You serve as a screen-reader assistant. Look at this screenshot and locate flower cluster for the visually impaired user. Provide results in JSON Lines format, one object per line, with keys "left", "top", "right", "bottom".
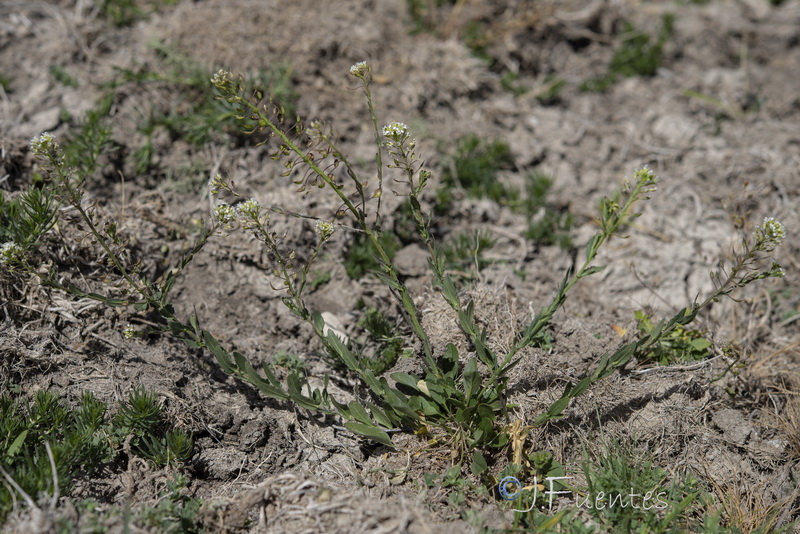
{"left": 382, "top": 122, "right": 409, "bottom": 142}
{"left": 30, "top": 132, "right": 64, "bottom": 165}
{"left": 636, "top": 165, "right": 656, "bottom": 180}
{"left": 632, "top": 165, "right": 658, "bottom": 193}
{"left": 209, "top": 174, "right": 226, "bottom": 196}
{"left": 210, "top": 69, "right": 234, "bottom": 93}
{"left": 0, "top": 241, "right": 22, "bottom": 264}
{"left": 349, "top": 61, "right": 371, "bottom": 80}
{"left": 123, "top": 325, "right": 137, "bottom": 339}
{"left": 30, "top": 132, "right": 57, "bottom": 156}
{"left": 755, "top": 217, "right": 786, "bottom": 252}
{"left": 315, "top": 220, "right": 336, "bottom": 241}
{"left": 212, "top": 203, "right": 237, "bottom": 226}
{"left": 236, "top": 198, "right": 261, "bottom": 220}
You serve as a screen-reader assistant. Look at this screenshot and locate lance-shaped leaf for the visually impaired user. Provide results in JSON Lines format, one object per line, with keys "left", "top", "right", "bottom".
{"left": 344, "top": 422, "right": 394, "bottom": 447}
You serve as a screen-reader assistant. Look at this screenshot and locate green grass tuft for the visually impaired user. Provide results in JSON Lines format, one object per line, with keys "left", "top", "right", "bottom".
{"left": 0, "top": 387, "right": 193, "bottom": 524}
{"left": 344, "top": 231, "right": 402, "bottom": 279}
{"left": 440, "top": 229, "right": 496, "bottom": 275}
{"left": 111, "top": 41, "right": 297, "bottom": 176}
{"left": 582, "top": 13, "right": 675, "bottom": 92}
{"left": 519, "top": 171, "right": 574, "bottom": 248}
{"left": 357, "top": 307, "right": 406, "bottom": 374}
{"left": 438, "top": 134, "right": 516, "bottom": 211}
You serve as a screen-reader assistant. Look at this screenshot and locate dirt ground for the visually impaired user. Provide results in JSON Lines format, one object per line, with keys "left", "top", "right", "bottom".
{"left": 2, "top": 0, "right": 800, "bottom": 532}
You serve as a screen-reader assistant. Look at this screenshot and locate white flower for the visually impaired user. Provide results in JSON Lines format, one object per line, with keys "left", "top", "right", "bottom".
{"left": 123, "top": 325, "right": 137, "bottom": 339}
{"left": 349, "top": 61, "right": 370, "bottom": 78}
{"left": 30, "top": 133, "right": 57, "bottom": 157}
{"left": 210, "top": 69, "right": 231, "bottom": 89}
{"left": 212, "top": 203, "right": 236, "bottom": 226}
{"left": 633, "top": 165, "right": 658, "bottom": 190}
{"left": 382, "top": 122, "right": 409, "bottom": 141}
{"left": 236, "top": 198, "right": 261, "bottom": 220}
{"left": 637, "top": 165, "right": 655, "bottom": 179}
{"left": 315, "top": 220, "right": 335, "bottom": 241}
{"left": 755, "top": 217, "right": 786, "bottom": 252}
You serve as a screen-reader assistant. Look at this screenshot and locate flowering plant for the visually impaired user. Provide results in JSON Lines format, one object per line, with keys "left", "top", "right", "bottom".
{"left": 22, "top": 62, "right": 786, "bottom": 461}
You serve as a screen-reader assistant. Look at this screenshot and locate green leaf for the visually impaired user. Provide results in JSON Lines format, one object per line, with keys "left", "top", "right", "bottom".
{"left": 459, "top": 301, "right": 476, "bottom": 333}
{"left": 331, "top": 397, "right": 350, "bottom": 418}
{"left": 352, "top": 366, "right": 385, "bottom": 398}
{"left": 347, "top": 401, "right": 373, "bottom": 425}
{"left": 261, "top": 362, "right": 284, "bottom": 387}
{"left": 326, "top": 331, "right": 360, "bottom": 370}
{"left": 287, "top": 373, "right": 320, "bottom": 410}
{"left": 577, "top": 265, "right": 605, "bottom": 278}
{"left": 373, "top": 270, "right": 402, "bottom": 291}
{"left": 420, "top": 397, "right": 442, "bottom": 417}
{"left": 344, "top": 422, "right": 394, "bottom": 447}
{"left": 423, "top": 472, "right": 439, "bottom": 487}
{"left": 233, "top": 352, "right": 289, "bottom": 400}
{"left": 161, "top": 276, "right": 177, "bottom": 302}
{"left": 235, "top": 352, "right": 289, "bottom": 401}
{"left": 442, "top": 343, "right": 460, "bottom": 379}
{"left": 326, "top": 333, "right": 388, "bottom": 394}
{"left": 584, "top": 233, "right": 602, "bottom": 260}
{"left": 312, "top": 311, "right": 325, "bottom": 334}
{"left": 454, "top": 406, "right": 469, "bottom": 424}
{"left": 659, "top": 491, "right": 700, "bottom": 528}
{"left": 549, "top": 395, "right": 571, "bottom": 416}
{"left": 443, "top": 465, "right": 461, "bottom": 485}
{"left": 535, "top": 394, "right": 571, "bottom": 425}
{"left": 649, "top": 319, "right": 666, "bottom": 341}
{"left": 167, "top": 320, "right": 187, "bottom": 337}
{"left": 366, "top": 401, "right": 394, "bottom": 428}
{"left": 571, "top": 377, "right": 593, "bottom": 398}
{"left": 378, "top": 378, "right": 419, "bottom": 422}
{"left": 470, "top": 451, "right": 488, "bottom": 476}
{"left": 440, "top": 277, "right": 460, "bottom": 308}
{"left": 203, "top": 330, "right": 235, "bottom": 374}
{"left": 6, "top": 429, "right": 28, "bottom": 458}
{"left": 233, "top": 351, "right": 253, "bottom": 376}
{"left": 463, "top": 358, "right": 479, "bottom": 402}
{"left": 476, "top": 403, "right": 495, "bottom": 422}
{"left": 254, "top": 378, "right": 291, "bottom": 402}
{"left": 391, "top": 372, "right": 423, "bottom": 392}
{"left": 422, "top": 378, "right": 447, "bottom": 406}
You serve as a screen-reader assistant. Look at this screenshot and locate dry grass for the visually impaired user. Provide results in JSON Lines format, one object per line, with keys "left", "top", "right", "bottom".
{"left": 706, "top": 467, "right": 800, "bottom": 533}
{"left": 773, "top": 396, "right": 800, "bottom": 464}
{"left": 760, "top": 369, "right": 800, "bottom": 465}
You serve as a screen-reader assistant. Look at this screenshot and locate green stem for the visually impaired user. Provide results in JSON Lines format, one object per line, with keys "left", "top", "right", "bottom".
{"left": 503, "top": 173, "right": 656, "bottom": 371}
{"left": 236, "top": 92, "right": 434, "bottom": 363}
{"left": 362, "top": 80, "right": 384, "bottom": 225}
{"left": 240, "top": 97, "right": 365, "bottom": 226}
{"left": 51, "top": 163, "right": 151, "bottom": 303}
{"left": 532, "top": 217, "right": 780, "bottom": 427}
